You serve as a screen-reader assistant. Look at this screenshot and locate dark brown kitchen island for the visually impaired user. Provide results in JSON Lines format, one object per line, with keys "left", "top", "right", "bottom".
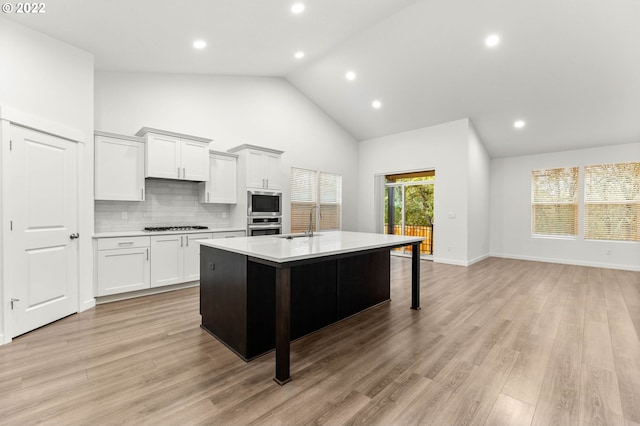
{"left": 199, "top": 231, "right": 424, "bottom": 385}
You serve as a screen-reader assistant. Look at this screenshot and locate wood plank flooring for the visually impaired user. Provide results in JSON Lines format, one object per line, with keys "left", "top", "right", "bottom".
{"left": 0, "top": 257, "right": 638, "bottom": 425}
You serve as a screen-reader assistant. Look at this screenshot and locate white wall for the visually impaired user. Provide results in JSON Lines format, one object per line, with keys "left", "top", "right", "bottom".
{"left": 0, "top": 17, "right": 95, "bottom": 342}
{"left": 94, "top": 71, "right": 359, "bottom": 233}
{"left": 490, "top": 143, "right": 640, "bottom": 270}
{"left": 467, "top": 122, "right": 491, "bottom": 264}
{"left": 358, "top": 118, "right": 476, "bottom": 265}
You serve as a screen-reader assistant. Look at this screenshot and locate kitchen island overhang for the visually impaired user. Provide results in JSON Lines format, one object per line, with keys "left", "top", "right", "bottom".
{"left": 198, "top": 231, "right": 424, "bottom": 385}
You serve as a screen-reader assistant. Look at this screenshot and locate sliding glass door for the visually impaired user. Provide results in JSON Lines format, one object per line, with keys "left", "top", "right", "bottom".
{"left": 384, "top": 171, "right": 434, "bottom": 257}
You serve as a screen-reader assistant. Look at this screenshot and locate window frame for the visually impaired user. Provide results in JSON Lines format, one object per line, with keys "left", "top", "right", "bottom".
{"left": 530, "top": 166, "right": 580, "bottom": 238}
{"left": 583, "top": 162, "right": 640, "bottom": 242}
{"left": 290, "top": 167, "right": 342, "bottom": 234}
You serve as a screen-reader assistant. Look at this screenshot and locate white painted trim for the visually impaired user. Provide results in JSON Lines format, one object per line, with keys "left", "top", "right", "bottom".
{"left": 227, "top": 144, "right": 284, "bottom": 155}
{"left": 134, "top": 127, "right": 212, "bottom": 144}
{"left": 468, "top": 254, "right": 490, "bottom": 266}
{"left": 432, "top": 254, "right": 489, "bottom": 267}
{"left": 0, "top": 106, "right": 85, "bottom": 144}
{"left": 0, "top": 119, "right": 10, "bottom": 346}
{"left": 94, "top": 130, "right": 144, "bottom": 143}
{"left": 80, "top": 298, "right": 96, "bottom": 313}
{"left": 491, "top": 252, "right": 640, "bottom": 272}
{"left": 433, "top": 257, "right": 470, "bottom": 266}
{"left": 95, "top": 282, "right": 199, "bottom": 304}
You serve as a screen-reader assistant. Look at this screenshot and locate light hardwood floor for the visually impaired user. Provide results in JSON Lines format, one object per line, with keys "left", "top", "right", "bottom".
{"left": 1, "top": 257, "right": 639, "bottom": 425}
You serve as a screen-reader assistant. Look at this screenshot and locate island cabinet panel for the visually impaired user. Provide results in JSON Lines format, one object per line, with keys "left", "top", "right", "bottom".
{"left": 246, "top": 262, "right": 276, "bottom": 358}
{"left": 200, "top": 247, "right": 248, "bottom": 357}
{"left": 200, "top": 245, "right": 390, "bottom": 360}
{"left": 291, "top": 261, "right": 338, "bottom": 340}
{"left": 337, "top": 250, "right": 390, "bottom": 319}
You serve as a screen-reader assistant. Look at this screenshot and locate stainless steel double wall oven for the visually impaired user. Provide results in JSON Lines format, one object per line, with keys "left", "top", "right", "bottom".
{"left": 247, "top": 190, "right": 282, "bottom": 236}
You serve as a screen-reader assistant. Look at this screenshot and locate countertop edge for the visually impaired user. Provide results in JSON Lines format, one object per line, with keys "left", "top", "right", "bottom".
{"left": 199, "top": 233, "right": 424, "bottom": 264}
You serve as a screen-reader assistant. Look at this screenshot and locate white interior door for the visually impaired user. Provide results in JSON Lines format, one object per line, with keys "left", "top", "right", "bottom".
{"left": 7, "top": 125, "right": 79, "bottom": 338}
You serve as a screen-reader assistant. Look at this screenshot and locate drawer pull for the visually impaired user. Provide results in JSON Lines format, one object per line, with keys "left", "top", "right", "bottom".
{"left": 118, "top": 242, "right": 134, "bottom": 246}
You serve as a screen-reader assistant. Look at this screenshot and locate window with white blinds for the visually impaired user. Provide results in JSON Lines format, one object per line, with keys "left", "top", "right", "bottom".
{"left": 531, "top": 167, "right": 579, "bottom": 236}
{"left": 584, "top": 162, "right": 640, "bottom": 241}
{"left": 290, "top": 167, "right": 342, "bottom": 233}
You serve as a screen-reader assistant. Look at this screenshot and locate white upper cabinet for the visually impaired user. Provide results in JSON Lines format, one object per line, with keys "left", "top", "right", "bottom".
{"left": 136, "top": 127, "right": 211, "bottom": 182}
{"left": 94, "top": 131, "right": 145, "bottom": 201}
{"left": 229, "top": 144, "right": 283, "bottom": 190}
{"left": 200, "top": 151, "right": 238, "bottom": 204}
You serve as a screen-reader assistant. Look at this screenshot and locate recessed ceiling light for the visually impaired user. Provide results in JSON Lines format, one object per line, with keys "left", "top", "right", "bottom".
{"left": 514, "top": 120, "right": 526, "bottom": 129}
{"left": 372, "top": 100, "right": 382, "bottom": 109}
{"left": 485, "top": 34, "right": 500, "bottom": 47}
{"left": 345, "top": 71, "right": 356, "bottom": 81}
{"left": 193, "top": 40, "right": 207, "bottom": 49}
{"left": 291, "top": 3, "right": 305, "bottom": 14}
{"left": 294, "top": 51, "right": 305, "bottom": 59}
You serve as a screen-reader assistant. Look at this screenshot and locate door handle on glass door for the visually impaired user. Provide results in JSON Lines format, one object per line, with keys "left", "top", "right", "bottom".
{"left": 69, "top": 233, "right": 79, "bottom": 239}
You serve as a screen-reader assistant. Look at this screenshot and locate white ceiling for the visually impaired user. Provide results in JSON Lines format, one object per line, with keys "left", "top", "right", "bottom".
{"left": 6, "top": 0, "right": 640, "bottom": 157}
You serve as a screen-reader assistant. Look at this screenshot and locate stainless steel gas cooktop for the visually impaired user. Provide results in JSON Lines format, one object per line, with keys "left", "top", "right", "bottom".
{"left": 143, "top": 226, "right": 209, "bottom": 232}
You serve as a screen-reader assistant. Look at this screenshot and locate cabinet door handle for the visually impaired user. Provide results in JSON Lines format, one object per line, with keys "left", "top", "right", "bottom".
{"left": 207, "top": 192, "right": 209, "bottom": 202}
{"left": 266, "top": 178, "right": 269, "bottom": 188}
{"left": 180, "top": 236, "right": 183, "bottom": 247}
{"left": 141, "top": 188, "right": 144, "bottom": 200}
{"left": 183, "top": 167, "right": 186, "bottom": 178}
{"left": 186, "top": 236, "right": 189, "bottom": 246}
{"left": 177, "top": 167, "right": 181, "bottom": 178}
{"left": 146, "top": 248, "right": 149, "bottom": 261}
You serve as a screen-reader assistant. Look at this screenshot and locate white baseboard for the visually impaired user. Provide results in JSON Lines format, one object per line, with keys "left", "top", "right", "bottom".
{"left": 468, "top": 254, "right": 490, "bottom": 266}
{"left": 491, "top": 252, "right": 640, "bottom": 272}
{"left": 79, "top": 298, "right": 96, "bottom": 313}
{"left": 433, "top": 253, "right": 490, "bottom": 267}
{"left": 95, "top": 281, "right": 199, "bottom": 305}
{"left": 433, "top": 257, "right": 469, "bottom": 266}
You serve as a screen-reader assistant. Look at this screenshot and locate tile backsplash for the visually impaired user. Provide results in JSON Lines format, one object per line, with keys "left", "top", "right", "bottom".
{"left": 95, "top": 179, "right": 233, "bottom": 232}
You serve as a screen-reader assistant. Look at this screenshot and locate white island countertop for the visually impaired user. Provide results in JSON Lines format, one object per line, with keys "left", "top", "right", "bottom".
{"left": 198, "top": 231, "right": 424, "bottom": 263}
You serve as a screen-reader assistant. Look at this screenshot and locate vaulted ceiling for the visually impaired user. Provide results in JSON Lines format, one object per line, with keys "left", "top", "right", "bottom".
{"left": 5, "top": 0, "right": 640, "bottom": 157}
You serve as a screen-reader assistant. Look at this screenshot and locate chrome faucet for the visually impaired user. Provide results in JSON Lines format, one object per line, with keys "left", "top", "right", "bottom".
{"left": 307, "top": 205, "right": 320, "bottom": 237}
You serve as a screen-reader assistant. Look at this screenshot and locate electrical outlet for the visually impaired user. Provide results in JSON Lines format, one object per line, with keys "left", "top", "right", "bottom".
{"left": 121, "top": 212, "right": 128, "bottom": 220}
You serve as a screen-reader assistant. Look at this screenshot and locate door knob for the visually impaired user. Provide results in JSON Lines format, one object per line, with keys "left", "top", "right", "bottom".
{"left": 69, "top": 233, "right": 79, "bottom": 239}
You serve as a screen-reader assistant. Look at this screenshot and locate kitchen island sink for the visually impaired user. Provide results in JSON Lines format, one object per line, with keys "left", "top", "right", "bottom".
{"left": 275, "top": 233, "right": 323, "bottom": 239}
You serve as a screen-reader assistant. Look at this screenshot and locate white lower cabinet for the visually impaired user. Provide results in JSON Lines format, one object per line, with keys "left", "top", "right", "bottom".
{"left": 96, "top": 230, "right": 246, "bottom": 296}
{"left": 150, "top": 233, "right": 212, "bottom": 288}
{"left": 96, "top": 237, "right": 150, "bottom": 296}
